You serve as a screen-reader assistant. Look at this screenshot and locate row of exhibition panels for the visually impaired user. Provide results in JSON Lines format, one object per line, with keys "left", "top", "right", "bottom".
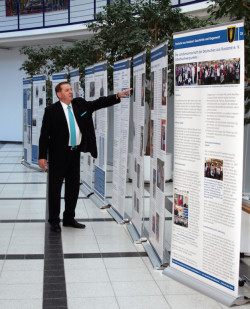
{"left": 22, "top": 21, "right": 249, "bottom": 307}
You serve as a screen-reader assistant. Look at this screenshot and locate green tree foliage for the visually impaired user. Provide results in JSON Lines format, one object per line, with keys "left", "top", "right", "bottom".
{"left": 207, "top": 0, "right": 250, "bottom": 124}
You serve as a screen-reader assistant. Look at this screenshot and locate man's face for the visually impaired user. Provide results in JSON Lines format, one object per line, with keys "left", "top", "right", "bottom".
{"left": 57, "top": 83, "right": 73, "bottom": 104}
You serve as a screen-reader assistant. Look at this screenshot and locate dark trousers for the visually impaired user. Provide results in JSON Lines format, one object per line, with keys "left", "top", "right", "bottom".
{"left": 48, "top": 149, "right": 80, "bottom": 224}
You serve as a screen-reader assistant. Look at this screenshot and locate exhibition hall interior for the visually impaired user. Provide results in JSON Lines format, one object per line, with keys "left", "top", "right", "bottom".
{"left": 0, "top": 0, "right": 249, "bottom": 308}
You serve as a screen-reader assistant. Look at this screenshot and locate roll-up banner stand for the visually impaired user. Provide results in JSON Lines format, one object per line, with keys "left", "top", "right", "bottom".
{"left": 128, "top": 51, "right": 146, "bottom": 239}
{"left": 111, "top": 58, "right": 131, "bottom": 222}
{"left": 23, "top": 78, "right": 32, "bottom": 165}
{"left": 149, "top": 41, "right": 169, "bottom": 264}
{"left": 91, "top": 61, "right": 109, "bottom": 208}
{"left": 31, "top": 75, "right": 46, "bottom": 167}
{"left": 81, "top": 66, "right": 95, "bottom": 197}
{"left": 163, "top": 21, "right": 249, "bottom": 306}
{"left": 51, "top": 72, "right": 67, "bottom": 103}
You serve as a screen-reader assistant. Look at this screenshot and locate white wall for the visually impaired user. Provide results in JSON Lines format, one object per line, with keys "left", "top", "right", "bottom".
{"left": 0, "top": 48, "right": 26, "bottom": 142}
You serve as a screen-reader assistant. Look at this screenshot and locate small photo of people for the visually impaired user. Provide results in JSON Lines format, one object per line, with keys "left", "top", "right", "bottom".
{"left": 174, "top": 192, "right": 188, "bottom": 228}
{"left": 161, "top": 120, "right": 166, "bottom": 151}
{"left": 157, "top": 158, "right": 164, "bottom": 192}
{"left": 204, "top": 158, "right": 223, "bottom": 181}
{"left": 100, "top": 78, "right": 104, "bottom": 96}
{"left": 162, "top": 67, "right": 167, "bottom": 105}
{"left": 134, "top": 158, "right": 137, "bottom": 172}
{"left": 137, "top": 163, "right": 140, "bottom": 188}
{"left": 198, "top": 58, "right": 240, "bottom": 85}
{"left": 136, "top": 198, "right": 139, "bottom": 213}
{"left": 175, "top": 62, "right": 197, "bottom": 86}
{"left": 150, "top": 72, "right": 154, "bottom": 110}
{"left": 141, "top": 73, "right": 145, "bottom": 106}
{"left": 150, "top": 120, "right": 154, "bottom": 158}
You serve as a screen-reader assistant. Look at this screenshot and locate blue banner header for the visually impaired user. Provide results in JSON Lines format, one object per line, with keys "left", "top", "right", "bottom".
{"left": 85, "top": 67, "right": 94, "bottom": 75}
{"left": 114, "top": 60, "right": 131, "bottom": 72}
{"left": 52, "top": 73, "right": 67, "bottom": 80}
{"left": 70, "top": 70, "right": 79, "bottom": 77}
{"left": 23, "top": 79, "right": 32, "bottom": 85}
{"left": 174, "top": 26, "right": 244, "bottom": 50}
{"left": 33, "top": 75, "right": 45, "bottom": 82}
{"left": 133, "top": 53, "right": 145, "bottom": 67}
{"left": 151, "top": 44, "right": 168, "bottom": 62}
{"left": 94, "top": 63, "right": 106, "bottom": 73}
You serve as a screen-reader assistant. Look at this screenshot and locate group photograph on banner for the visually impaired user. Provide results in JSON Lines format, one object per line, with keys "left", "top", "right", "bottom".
{"left": 164, "top": 21, "right": 246, "bottom": 306}
{"left": 31, "top": 75, "right": 46, "bottom": 165}
{"left": 112, "top": 57, "right": 131, "bottom": 221}
{"left": 23, "top": 78, "right": 32, "bottom": 165}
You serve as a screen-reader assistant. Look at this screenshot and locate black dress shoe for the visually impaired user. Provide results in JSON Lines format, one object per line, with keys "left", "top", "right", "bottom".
{"left": 50, "top": 223, "right": 61, "bottom": 233}
{"left": 63, "top": 219, "right": 86, "bottom": 229}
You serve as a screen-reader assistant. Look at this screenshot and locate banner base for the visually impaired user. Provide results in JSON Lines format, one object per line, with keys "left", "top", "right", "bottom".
{"left": 142, "top": 241, "right": 161, "bottom": 269}
{"left": 163, "top": 267, "right": 250, "bottom": 307}
{"left": 21, "top": 159, "right": 43, "bottom": 172}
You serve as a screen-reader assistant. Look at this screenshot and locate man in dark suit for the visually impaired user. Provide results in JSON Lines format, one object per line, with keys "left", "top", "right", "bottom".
{"left": 39, "top": 82, "right": 132, "bottom": 232}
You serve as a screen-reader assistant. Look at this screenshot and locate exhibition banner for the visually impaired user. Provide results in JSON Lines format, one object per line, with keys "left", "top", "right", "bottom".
{"left": 112, "top": 58, "right": 131, "bottom": 218}
{"left": 132, "top": 52, "right": 146, "bottom": 236}
{"left": 51, "top": 72, "right": 67, "bottom": 103}
{"left": 32, "top": 75, "right": 46, "bottom": 165}
{"left": 81, "top": 66, "right": 95, "bottom": 190}
{"left": 149, "top": 42, "right": 168, "bottom": 262}
{"left": 171, "top": 22, "right": 244, "bottom": 297}
{"left": 23, "top": 78, "right": 32, "bottom": 164}
{"left": 93, "top": 61, "right": 108, "bottom": 200}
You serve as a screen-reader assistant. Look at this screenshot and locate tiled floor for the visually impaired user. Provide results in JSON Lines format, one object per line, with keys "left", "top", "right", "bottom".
{"left": 0, "top": 143, "right": 249, "bottom": 309}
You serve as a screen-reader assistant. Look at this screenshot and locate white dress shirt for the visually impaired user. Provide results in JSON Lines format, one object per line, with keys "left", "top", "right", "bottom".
{"left": 60, "top": 101, "right": 82, "bottom": 146}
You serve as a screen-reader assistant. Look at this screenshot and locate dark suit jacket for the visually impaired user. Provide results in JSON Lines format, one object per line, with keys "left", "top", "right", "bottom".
{"left": 39, "top": 94, "right": 120, "bottom": 167}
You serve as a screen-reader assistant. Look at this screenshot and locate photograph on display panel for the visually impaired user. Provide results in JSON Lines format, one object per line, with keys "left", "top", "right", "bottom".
{"left": 175, "top": 62, "right": 197, "bottom": 86}
{"left": 141, "top": 73, "right": 145, "bottom": 106}
{"left": 174, "top": 192, "right": 189, "bottom": 228}
{"left": 90, "top": 82, "right": 95, "bottom": 97}
{"left": 161, "top": 120, "right": 166, "bottom": 152}
{"left": 153, "top": 168, "right": 156, "bottom": 198}
{"left": 162, "top": 67, "right": 167, "bottom": 105}
{"left": 150, "top": 72, "right": 154, "bottom": 110}
{"left": 150, "top": 120, "right": 154, "bottom": 158}
{"left": 204, "top": 158, "right": 223, "bottom": 181}
{"left": 157, "top": 158, "right": 164, "bottom": 192}
{"left": 198, "top": 58, "right": 240, "bottom": 85}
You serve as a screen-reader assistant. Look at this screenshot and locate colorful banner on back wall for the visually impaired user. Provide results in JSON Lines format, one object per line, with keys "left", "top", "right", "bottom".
{"left": 168, "top": 21, "right": 244, "bottom": 299}
{"left": 112, "top": 58, "right": 131, "bottom": 219}
{"left": 149, "top": 41, "right": 168, "bottom": 262}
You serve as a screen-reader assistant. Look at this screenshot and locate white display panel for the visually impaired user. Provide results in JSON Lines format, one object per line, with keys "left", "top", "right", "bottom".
{"left": 112, "top": 58, "right": 131, "bottom": 218}
{"left": 32, "top": 75, "right": 46, "bottom": 165}
{"left": 170, "top": 22, "right": 244, "bottom": 297}
{"left": 23, "top": 78, "right": 32, "bottom": 164}
{"left": 132, "top": 52, "right": 146, "bottom": 236}
{"left": 93, "top": 61, "right": 108, "bottom": 200}
{"left": 149, "top": 42, "right": 169, "bottom": 262}
{"left": 51, "top": 72, "right": 67, "bottom": 103}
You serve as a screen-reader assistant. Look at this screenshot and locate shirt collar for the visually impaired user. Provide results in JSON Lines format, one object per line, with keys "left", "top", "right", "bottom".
{"left": 60, "top": 101, "right": 72, "bottom": 111}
